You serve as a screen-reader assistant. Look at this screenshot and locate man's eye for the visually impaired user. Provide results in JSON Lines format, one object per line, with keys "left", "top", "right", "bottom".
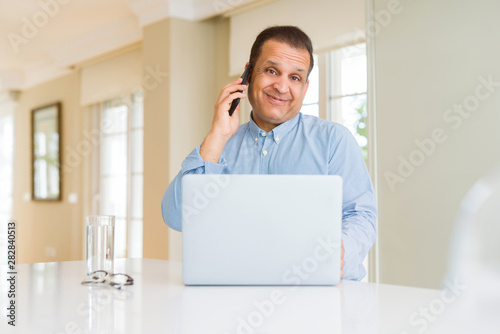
{"left": 267, "top": 69, "right": 277, "bottom": 75}
{"left": 292, "top": 76, "right": 301, "bottom": 82}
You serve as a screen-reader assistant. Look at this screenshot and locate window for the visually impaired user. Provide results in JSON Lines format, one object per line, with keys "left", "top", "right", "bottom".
{"left": 302, "top": 54, "right": 319, "bottom": 117}
{"left": 0, "top": 100, "right": 14, "bottom": 264}
{"left": 328, "top": 44, "right": 368, "bottom": 161}
{"left": 85, "top": 92, "right": 143, "bottom": 259}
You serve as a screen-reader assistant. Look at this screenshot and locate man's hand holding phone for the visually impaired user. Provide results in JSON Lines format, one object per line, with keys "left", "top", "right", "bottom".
{"left": 200, "top": 65, "right": 251, "bottom": 163}
{"left": 211, "top": 77, "right": 247, "bottom": 139}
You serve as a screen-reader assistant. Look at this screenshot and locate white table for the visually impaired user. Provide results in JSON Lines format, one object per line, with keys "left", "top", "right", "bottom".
{"left": 0, "top": 259, "right": 492, "bottom": 333}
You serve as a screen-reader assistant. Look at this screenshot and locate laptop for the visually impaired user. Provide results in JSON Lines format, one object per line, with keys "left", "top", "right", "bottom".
{"left": 181, "top": 174, "right": 342, "bottom": 285}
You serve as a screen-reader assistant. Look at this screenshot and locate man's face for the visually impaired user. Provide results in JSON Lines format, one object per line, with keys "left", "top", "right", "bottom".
{"left": 248, "top": 40, "right": 310, "bottom": 131}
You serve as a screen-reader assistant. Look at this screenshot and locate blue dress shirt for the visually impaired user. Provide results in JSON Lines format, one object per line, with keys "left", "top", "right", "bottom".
{"left": 161, "top": 113, "right": 377, "bottom": 280}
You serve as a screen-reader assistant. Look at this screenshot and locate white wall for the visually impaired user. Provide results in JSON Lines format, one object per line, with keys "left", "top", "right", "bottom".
{"left": 373, "top": 0, "right": 500, "bottom": 288}
{"left": 14, "top": 72, "right": 82, "bottom": 263}
{"left": 168, "top": 19, "right": 216, "bottom": 186}
{"left": 167, "top": 18, "right": 218, "bottom": 261}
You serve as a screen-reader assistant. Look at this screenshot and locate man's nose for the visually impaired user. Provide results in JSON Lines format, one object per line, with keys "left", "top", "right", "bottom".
{"left": 272, "top": 75, "right": 289, "bottom": 94}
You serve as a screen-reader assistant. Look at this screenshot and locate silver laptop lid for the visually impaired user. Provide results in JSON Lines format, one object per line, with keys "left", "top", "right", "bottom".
{"left": 182, "top": 174, "right": 342, "bottom": 285}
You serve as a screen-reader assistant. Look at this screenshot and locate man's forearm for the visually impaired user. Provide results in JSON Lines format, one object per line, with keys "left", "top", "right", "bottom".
{"left": 161, "top": 171, "right": 183, "bottom": 231}
{"left": 161, "top": 145, "right": 230, "bottom": 230}
{"left": 200, "top": 131, "right": 229, "bottom": 163}
{"left": 341, "top": 212, "right": 377, "bottom": 280}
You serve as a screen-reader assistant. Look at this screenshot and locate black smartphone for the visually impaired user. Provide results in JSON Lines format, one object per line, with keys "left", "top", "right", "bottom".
{"left": 228, "top": 64, "right": 252, "bottom": 116}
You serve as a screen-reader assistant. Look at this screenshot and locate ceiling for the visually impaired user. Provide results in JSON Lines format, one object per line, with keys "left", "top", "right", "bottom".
{"left": 0, "top": 0, "right": 261, "bottom": 91}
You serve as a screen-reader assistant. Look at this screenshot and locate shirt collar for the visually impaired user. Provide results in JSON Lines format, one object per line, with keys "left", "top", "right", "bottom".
{"left": 249, "top": 112, "right": 301, "bottom": 144}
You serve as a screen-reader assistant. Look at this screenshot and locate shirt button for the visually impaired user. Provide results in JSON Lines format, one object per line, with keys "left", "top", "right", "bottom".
{"left": 255, "top": 137, "right": 258, "bottom": 142}
{"left": 261, "top": 132, "right": 267, "bottom": 137}
{"left": 276, "top": 136, "right": 280, "bottom": 142}
{"left": 262, "top": 150, "right": 268, "bottom": 156}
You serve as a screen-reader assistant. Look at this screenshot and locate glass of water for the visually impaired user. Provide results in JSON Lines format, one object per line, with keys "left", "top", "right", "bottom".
{"left": 86, "top": 215, "right": 115, "bottom": 275}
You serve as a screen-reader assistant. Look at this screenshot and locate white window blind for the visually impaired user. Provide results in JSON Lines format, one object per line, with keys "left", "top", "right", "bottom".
{"left": 329, "top": 43, "right": 368, "bottom": 161}
{"left": 85, "top": 92, "right": 143, "bottom": 259}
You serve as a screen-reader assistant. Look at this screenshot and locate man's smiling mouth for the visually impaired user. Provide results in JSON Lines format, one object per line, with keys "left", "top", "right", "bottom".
{"left": 265, "top": 93, "right": 288, "bottom": 104}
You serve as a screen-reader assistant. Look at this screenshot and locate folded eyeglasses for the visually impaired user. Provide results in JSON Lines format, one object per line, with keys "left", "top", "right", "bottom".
{"left": 81, "top": 270, "right": 134, "bottom": 289}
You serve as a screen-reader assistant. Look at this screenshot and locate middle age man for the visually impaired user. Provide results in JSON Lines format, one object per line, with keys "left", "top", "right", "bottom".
{"left": 161, "top": 25, "right": 377, "bottom": 281}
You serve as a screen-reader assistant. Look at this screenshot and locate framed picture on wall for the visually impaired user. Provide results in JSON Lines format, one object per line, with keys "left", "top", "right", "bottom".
{"left": 31, "top": 102, "right": 62, "bottom": 201}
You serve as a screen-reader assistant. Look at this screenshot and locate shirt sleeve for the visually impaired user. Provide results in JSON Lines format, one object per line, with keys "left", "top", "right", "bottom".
{"left": 328, "top": 125, "right": 377, "bottom": 281}
{"left": 161, "top": 145, "right": 227, "bottom": 231}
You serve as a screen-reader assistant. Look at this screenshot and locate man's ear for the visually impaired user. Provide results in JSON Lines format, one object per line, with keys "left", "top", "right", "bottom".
{"left": 303, "top": 79, "right": 310, "bottom": 96}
